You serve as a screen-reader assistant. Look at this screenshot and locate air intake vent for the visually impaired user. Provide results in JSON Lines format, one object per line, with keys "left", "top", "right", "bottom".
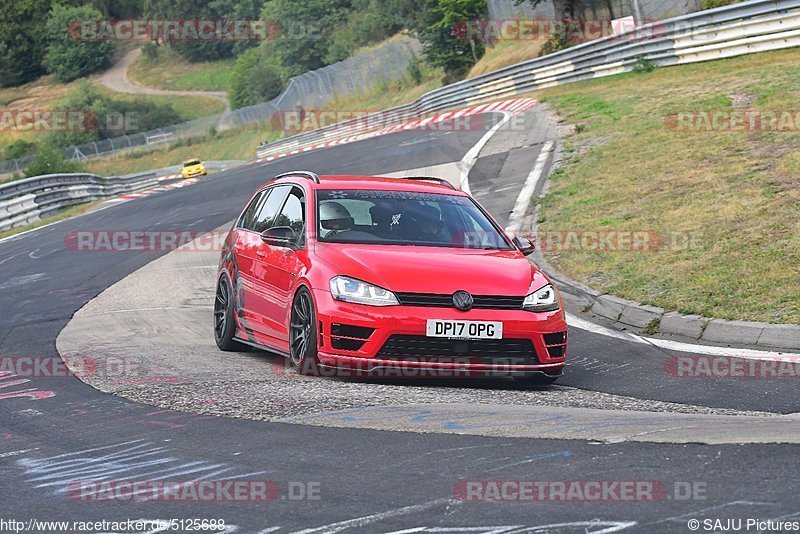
{"left": 330, "top": 323, "right": 374, "bottom": 352}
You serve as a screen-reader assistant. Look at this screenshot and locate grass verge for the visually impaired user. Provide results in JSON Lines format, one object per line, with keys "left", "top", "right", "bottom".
{"left": 468, "top": 39, "right": 546, "bottom": 78}
{"left": 93, "top": 85, "right": 226, "bottom": 119}
{"left": 127, "top": 47, "right": 236, "bottom": 92}
{"left": 533, "top": 47, "right": 800, "bottom": 324}
{"left": 83, "top": 124, "right": 277, "bottom": 176}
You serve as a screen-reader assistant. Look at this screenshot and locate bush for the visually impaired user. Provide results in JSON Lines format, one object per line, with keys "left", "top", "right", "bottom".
{"left": 3, "top": 140, "right": 38, "bottom": 160}
{"left": 407, "top": 56, "right": 424, "bottom": 84}
{"left": 325, "top": 0, "right": 402, "bottom": 63}
{"left": 632, "top": 56, "right": 657, "bottom": 73}
{"left": 141, "top": 41, "right": 159, "bottom": 61}
{"left": 44, "top": 4, "right": 115, "bottom": 83}
{"left": 48, "top": 81, "right": 183, "bottom": 147}
{"left": 229, "top": 48, "right": 286, "bottom": 109}
{"left": 702, "top": 0, "right": 743, "bottom": 8}
{"left": 24, "top": 144, "right": 85, "bottom": 178}
{"left": 539, "top": 28, "right": 579, "bottom": 56}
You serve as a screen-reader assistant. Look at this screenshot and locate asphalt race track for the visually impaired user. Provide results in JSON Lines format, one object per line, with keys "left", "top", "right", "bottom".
{"left": 2, "top": 108, "right": 800, "bottom": 533}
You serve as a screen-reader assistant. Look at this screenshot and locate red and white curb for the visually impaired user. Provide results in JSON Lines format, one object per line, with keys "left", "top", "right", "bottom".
{"left": 105, "top": 178, "right": 198, "bottom": 205}
{"left": 252, "top": 98, "right": 539, "bottom": 164}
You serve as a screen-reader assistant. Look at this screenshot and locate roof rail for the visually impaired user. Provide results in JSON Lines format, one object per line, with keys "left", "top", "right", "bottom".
{"left": 274, "top": 170, "right": 320, "bottom": 184}
{"left": 399, "top": 176, "right": 458, "bottom": 191}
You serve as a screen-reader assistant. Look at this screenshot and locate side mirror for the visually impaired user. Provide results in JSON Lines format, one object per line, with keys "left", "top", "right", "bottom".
{"left": 513, "top": 236, "right": 535, "bottom": 256}
{"left": 261, "top": 226, "right": 298, "bottom": 248}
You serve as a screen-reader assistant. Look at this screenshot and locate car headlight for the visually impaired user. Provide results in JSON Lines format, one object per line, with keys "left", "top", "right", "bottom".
{"left": 523, "top": 284, "right": 560, "bottom": 312}
{"left": 330, "top": 276, "right": 399, "bottom": 307}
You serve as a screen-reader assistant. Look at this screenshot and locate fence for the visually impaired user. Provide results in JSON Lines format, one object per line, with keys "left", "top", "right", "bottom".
{"left": 0, "top": 36, "right": 421, "bottom": 177}
{"left": 256, "top": 0, "right": 800, "bottom": 161}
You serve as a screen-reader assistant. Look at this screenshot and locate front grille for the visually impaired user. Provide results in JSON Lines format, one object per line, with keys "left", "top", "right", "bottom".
{"left": 395, "top": 293, "right": 525, "bottom": 310}
{"left": 377, "top": 335, "right": 539, "bottom": 365}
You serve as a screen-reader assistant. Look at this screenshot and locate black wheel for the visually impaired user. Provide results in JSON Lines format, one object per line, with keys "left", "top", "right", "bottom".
{"left": 289, "top": 288, "right": 320, "bottom": 375}
{"left": 214, "top": 276, "right": 247, "bottom": 351}
{"left": 513, "top": 374, "right": 560, "bottom": 387}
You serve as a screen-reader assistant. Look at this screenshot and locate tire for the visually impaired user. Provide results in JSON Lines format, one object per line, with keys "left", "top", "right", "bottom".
{"left": 214, "top": 275, "right": 248, "bottom": 351}
{"left": 513, "top": 374, "right": 560, "bottom": 387}
{"left": 289, "top": 288, "right": 320, "bottom": 375}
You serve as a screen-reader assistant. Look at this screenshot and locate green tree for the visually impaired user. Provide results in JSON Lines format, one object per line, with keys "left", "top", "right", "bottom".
{"left": 416, "top": 0, "right": 487, "bottom": 81}
{"left": 229, "top": 47, "right": 285, "bottom": 109}
{"left": 44, "top": 4, "right": 115, "bottom": 83}
{"left": 261, "top": 0, "right": 352, "bottom": 76}
{"left": 0, "top": 0, "right": 52, "bottom": 87}
{"left": 142, "top": 0, "right": 264, "bottom": 62}
{"left": 325, "top": 0, "right": 404, "bottom": 63}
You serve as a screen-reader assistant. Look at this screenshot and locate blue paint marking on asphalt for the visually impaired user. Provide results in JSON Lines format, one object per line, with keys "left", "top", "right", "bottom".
{"left": 443, "top": 412, "right": 572, "bottom": 431}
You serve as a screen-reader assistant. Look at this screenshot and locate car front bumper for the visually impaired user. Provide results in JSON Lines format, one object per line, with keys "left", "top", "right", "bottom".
{"left": 313, "top": 290, "right": 567, "bottom": 377}
{"left": 182, "top": 168, "right": 206, "bottom": 178}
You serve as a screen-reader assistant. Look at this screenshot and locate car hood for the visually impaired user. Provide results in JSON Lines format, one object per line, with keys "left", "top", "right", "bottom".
{"left": 314, "top": 243, "right": 547, "bottom": 296}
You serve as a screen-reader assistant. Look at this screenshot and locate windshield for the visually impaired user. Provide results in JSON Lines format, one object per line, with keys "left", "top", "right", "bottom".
{"left": 183, "top": 160, "right": 201, "bottom": 167}
{"left": 316, "top": 189, "right": 512, "bottom": 249}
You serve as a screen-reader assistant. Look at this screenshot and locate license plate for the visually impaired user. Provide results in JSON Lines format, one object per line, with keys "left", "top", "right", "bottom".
{"left": 426, "top": 320, "right": 503, "bottom": 340}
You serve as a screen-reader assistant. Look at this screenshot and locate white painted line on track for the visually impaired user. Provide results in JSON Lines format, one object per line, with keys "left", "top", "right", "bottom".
{"left": 505, "top": 140, "right": 555, "bottom": 236}
{"left": 290, "top": 498, "right": 458, "bottom": 534}
{"left": 458, "top": 110, "right": 513, "bottom": 195}
{"left": 567, "top": 313, "right": 800, "bottom": 361}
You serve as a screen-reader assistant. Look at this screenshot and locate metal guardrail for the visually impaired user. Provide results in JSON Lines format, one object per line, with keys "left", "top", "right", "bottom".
{"left": 0, "top": 171, "right": 157, "bottom": 232}
{"left": 257, "top": 0, "right": 800, "bottom": 160}
{"left": 0, "top": 159, "right": 248, "bottom": 233}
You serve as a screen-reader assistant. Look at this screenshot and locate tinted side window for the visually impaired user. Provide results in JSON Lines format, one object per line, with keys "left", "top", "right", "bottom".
{"left": 253, "top": 186, "right": 291, "bottom": 233}
{"left": 239, "top": 189, "right": 269, "bottom": 230}
{"left": 275, "top": 188, "right": 305, "bottom": 244}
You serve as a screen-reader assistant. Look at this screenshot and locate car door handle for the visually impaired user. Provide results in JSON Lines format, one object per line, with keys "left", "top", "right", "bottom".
{"left": 256, "top": 250, "right": 267, "bottom": 258}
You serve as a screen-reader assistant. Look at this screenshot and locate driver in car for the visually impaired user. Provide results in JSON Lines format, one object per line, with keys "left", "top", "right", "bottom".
{"left": 320, "top": 202, "right": 355, "bottom": 239}
{"left": 410, "top": 205, "right": 450, "bottom": 243}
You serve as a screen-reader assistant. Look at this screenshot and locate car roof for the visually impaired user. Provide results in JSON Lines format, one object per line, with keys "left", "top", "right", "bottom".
{"left": 271, "top": 174, "right": 467, "bottom": 195}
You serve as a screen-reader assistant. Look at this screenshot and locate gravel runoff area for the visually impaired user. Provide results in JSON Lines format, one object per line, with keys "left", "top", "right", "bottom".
{"left": 56, "top": 220, "right": 789, "bottom": 427}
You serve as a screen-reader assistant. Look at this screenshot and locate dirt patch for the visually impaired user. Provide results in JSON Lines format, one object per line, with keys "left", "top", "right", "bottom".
{"left": 728, "top": 92, "right": 756, "bottom": 109}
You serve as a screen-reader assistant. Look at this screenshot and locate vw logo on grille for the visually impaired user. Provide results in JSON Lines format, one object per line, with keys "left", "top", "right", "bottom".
{"left": 452, "top": 290, "right": 474, "bottom": 311}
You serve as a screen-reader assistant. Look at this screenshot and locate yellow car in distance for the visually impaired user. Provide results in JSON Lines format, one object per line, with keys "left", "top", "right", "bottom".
{"left": 181, "top": 159, "right": 207, "bottom": 179}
